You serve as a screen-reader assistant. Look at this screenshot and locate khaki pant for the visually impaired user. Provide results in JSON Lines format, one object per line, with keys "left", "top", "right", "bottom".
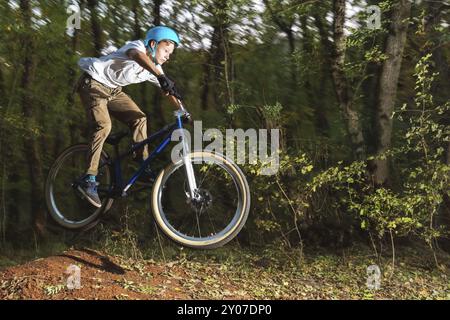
{"left": 77, "top": 73, "right": 149, "bottom": 176}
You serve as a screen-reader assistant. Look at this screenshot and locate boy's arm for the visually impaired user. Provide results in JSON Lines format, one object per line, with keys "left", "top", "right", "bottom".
{"left": 126, "top": 48, "right": 182, "bottom": 109}
{"left": 126, "top": 48, "right": 162, "bottom": 76}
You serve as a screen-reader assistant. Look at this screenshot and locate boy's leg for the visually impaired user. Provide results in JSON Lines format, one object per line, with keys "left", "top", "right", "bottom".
{"left": 107, "top": 91, "right": 149, "bottom": 160}
{"left": 78, "top": 76, "right": 113, "bottom": 176}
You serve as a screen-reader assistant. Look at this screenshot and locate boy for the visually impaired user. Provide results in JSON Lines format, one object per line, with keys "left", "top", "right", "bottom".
{"left": 76, "top": 26, "right": 181, "bottom": 208}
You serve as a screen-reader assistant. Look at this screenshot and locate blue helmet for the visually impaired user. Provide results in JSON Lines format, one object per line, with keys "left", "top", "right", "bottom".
{"left": 144, "top": 26, "right": 180, "bottom": 48}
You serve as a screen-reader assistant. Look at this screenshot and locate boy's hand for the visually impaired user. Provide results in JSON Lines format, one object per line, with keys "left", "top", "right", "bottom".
{"left": 157, "top": 74, "right": 182, "bottom": 99}
{"left": 157, "top": 74, "right": 174, "bottom": 91}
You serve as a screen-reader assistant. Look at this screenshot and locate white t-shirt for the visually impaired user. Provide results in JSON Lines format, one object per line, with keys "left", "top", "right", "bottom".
{"left": 78, "top": 40, "right": 162, "bottom": 89}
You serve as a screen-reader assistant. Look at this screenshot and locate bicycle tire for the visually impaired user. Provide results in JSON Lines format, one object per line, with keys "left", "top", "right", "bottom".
{"left": 151, "top": 151, "right": 250, "bottom": 249}
{"left": 45, "top": 144, "right": 114, "bottom": 229}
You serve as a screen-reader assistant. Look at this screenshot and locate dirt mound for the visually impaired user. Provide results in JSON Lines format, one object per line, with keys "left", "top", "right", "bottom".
{"left": 0, "top": 248, "right": 196, "bottom": 300}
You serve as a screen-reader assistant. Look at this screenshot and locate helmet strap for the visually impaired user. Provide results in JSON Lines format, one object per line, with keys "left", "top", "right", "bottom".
{"left": 147, "top": 41, "right": 160, "bottom": 66}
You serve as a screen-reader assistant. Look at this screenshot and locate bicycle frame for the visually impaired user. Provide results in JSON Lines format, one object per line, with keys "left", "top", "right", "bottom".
{"left": 98, "top": 100, "right": 198, "bottom": 200}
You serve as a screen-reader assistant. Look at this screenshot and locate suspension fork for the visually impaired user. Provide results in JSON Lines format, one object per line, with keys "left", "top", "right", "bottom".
{"left": 176, "top": 112, "right": 198, "bottom": 200}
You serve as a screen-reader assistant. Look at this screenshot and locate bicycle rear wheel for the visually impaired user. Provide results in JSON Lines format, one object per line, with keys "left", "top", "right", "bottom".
{"left": 151, "top": 151, "right": 250, "bottom": 249}
{"left": 45, "top": 144, "right": 114, "bottom": 229}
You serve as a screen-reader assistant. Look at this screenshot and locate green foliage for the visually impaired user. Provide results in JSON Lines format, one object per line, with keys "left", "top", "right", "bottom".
{"left": 261, "top": 102, "right": 283, "bottom": 122}
{"left": 238, "top": 53, "right": 449, "bottom": 249}
{"left": 226, "top": 103, "right": 241, "bottom": 115}
{"left": 310, "top": 54, "right": 449, "bottom": 246}
{"left": 44, "top": 284, "right": 65, "bottom": 296}
{"left": 0, "top": 0, "right": 449, "bottom": 259}
{"left": 96, "top": 206, "right": 144, "bottom": 261}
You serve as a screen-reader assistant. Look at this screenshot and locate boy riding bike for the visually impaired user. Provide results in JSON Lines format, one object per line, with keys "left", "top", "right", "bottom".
{"left": 75, "top": 26, "right": 182, "bottom": 208}
{"left": 47, "top": 26, "right": 250, "bottom": 249}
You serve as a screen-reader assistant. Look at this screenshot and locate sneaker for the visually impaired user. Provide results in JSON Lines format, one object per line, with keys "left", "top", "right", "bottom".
{"left": 77, "top": 179, "right": 102, "bottom": 208}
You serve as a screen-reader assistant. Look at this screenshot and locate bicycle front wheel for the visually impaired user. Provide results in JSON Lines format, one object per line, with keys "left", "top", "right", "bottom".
{"left": 151, "top": 151, "right": 250, "bottom": 249}
{"left": 45, "top": 144, "right": 114, "bottom": 229}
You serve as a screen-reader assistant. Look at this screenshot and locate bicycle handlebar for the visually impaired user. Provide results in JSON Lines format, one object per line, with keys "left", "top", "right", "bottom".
{"left": 169, "top": 94, "right": 192, "bottom": 124}
{"left": 168, "top": 94, "right": 186, "bottom": 111}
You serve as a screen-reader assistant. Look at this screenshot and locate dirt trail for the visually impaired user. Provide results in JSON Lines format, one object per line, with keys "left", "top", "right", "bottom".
{"left": 2, "top": 246, "right": 450, "bottom": 300}
{"left": 0, "top": 248, "right": 226, "bottom": 300}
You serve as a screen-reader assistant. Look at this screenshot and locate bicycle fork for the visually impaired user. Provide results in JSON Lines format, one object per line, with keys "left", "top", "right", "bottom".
{"left": 176, "top": 112, "right": 199, "bottom": 201}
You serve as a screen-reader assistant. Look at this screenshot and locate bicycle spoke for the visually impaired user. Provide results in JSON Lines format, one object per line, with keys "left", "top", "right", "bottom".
{"left": 206, "top": 207, "right": 217, "bottom": 235}
{"left": 195, "top": 207, "right": 202, "bottom": 238}
{"left": 198, "top": 164, "right": 213, "bottom": 188}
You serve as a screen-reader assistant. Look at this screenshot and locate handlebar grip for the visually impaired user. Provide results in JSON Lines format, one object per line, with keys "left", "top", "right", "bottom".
{"left": 168, "top": 95, "right": 183, "bottom": 109}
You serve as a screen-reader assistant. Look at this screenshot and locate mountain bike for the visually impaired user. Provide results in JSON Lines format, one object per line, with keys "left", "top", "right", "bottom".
{"left": 45, "top": 99, "right": 250, "bottom": 249}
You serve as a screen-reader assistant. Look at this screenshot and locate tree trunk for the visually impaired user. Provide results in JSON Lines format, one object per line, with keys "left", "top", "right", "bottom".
{"left": 211, "top": 25, "right": 227, "bottom": 110}
{"left": 66, "top": 1, "right": 83, "bottom": 150}
{"left": 263, "top": 0, "right": 297, "bottom": 95}
{"left": 300, "top": 15, "right": 329, "bottom": 136}
{"left": 0, "top": 66, "right": 6, "bottom": 245}
{"left": 87, "top": 0, "right": 104, "bottom": 56}
{"left": 131, "top": 0, "right": 149, "bottom": 115}
{"left": 423, "top": 2, "right": 450, "bottom": 105}
{"left": 445, "top": 139, "right": 450, "bottom": 250}
{"left": 424, "top": 1, "right": 450, "bottom": 250}
{"left": 131, "top": 0, "right": 143, "bottom": 39}
{"left": 20, "top": 0, "right": 46, "bottom": 237}
{"left": 315, "top": 1, "right": 366, "bottom": 159}
{"left": 194, "top": 1, "right": 234, "bottom": 116}
{"left": 332, "top": 0, "right": 365, "bottom": 159}
{"left": 109, "top": 0, "right": 122, "bottom": 45}
{"left": 153, "top": 0, "right": 162, "bottom": 25}
{"left": 152, "top": 0, "right": 164, "bottom": 126}
{"left": 200, "top": 50, "right": 211, "bottom": 111}
{"left": 371, "top": 0, "right": 411, "bottom": 186}
{"left": 286, "top": 29, "right": 297, "bottom": 86}
{"left": 0, "top": 67, "right": 4, "bottom": 105}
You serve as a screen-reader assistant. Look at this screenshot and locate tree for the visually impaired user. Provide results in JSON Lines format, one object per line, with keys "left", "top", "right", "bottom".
{"left": 314, "top": 0, "right": 366, "bottom": 159}
{"left": 422, "top": 0, "right": 450, "bottom": 248}
{"left": 19, "top": 0, "right": 46, "bottom": 237}
{"left": 263, "top": 0, "right": 298, "bottom": 86}
{"left": 130, "top": 0, "right": 151, "bottom": 121}
{"left": 371, "top": 0, "right": 412, "bottom": 186}
{"left": 423, "top": 1, "right": 450, "bottom": 165}
{"left": 152, "top": 0, "right": 165, "bottom": 127}
{"left": 200, "top": 0, "right": 234, "bottom": 113}
{"left": 87, "top": 0, "right": 104, "bottom": 56}
{"left": 66, "top": 0, "right": 84, "bottom": 148}
{"left": 299, "top": 10, "right": 329, "bottom": 136}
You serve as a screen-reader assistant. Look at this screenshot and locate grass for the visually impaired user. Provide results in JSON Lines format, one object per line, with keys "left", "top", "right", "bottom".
{"left": 2, "top": 233, "right": 450, "bottom": 299}
{"left": 136, "top": 242, "right": 450, "bottom": 300}
{"left": 0, "top": 240, "right": 70, "bottom": 270}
